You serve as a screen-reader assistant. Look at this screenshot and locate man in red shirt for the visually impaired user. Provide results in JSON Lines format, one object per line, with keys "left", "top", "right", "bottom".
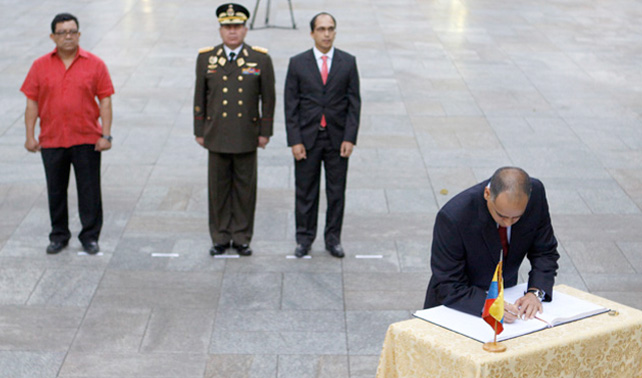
{"left": 21, "top": 13, "right": 114, "bottom": 255}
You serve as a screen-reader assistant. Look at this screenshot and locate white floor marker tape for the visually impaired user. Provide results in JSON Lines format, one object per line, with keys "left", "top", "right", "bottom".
{"left": 77, "top": 252, "right": 104, "bottom": 256}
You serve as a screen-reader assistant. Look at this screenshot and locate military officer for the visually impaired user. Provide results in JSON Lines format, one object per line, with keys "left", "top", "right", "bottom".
{"left": 194, "top": 3, "right": 275, "bottom": 256}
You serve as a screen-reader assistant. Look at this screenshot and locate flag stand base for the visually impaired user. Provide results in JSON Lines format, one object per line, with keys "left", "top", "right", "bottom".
{"left": 483, "top": 342, "right": 507, "bottom": 353}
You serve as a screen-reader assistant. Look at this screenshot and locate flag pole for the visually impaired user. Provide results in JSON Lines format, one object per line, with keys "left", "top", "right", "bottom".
{"left": 483, "top": 249, "right": 507, "bottom": 352}
{"left": 493, "top": 320, "right": 498, "bottom": 344}
{"left": 483, "top": 321, "right": 506, "bottom": 352}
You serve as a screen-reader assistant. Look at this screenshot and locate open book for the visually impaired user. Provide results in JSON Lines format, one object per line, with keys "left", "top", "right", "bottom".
{"left": 413, "top": 283, "right": 609, "bottom": 343}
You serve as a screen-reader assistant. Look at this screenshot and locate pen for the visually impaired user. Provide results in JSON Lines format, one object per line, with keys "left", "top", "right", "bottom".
{"left": 505, "top": 302, "right": 519, "bottom": 318}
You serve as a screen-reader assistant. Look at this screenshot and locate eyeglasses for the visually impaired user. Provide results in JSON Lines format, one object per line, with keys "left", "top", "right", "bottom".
{"left": 54, "top": 30, "right": 79, "bottom": 36}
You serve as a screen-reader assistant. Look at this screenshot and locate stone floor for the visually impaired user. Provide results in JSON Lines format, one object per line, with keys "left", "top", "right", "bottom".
{"left": 1, "top": 0, "right": 642, "bottom": 377}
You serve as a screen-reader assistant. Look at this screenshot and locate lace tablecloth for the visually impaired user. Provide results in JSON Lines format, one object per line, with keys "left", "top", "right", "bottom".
{"left": 376, "top": 285, "right": 642, "bottom": 378}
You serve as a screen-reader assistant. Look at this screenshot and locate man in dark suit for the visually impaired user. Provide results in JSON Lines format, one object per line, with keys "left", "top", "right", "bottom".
{"left": 284, "top": 12, "right": 361, "bottom": 258}
{"left": 424, "top": 167, "right": 559, "bottom": 322}
{"left": 194, "top": 3, "right": 275, "bottom": 256}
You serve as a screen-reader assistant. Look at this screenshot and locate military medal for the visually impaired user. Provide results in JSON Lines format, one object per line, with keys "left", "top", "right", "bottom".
{"left": 237, "top": 57, "right": 245, "bottom": 67}
{"left": 218, "top": 57, "right": 226, "bottom": 66}
{"left": 207, "top": 56, "right": 218, "bottom": 72}
{"left": 242, "top": 67, "right": 260, "bottom": 75}
{"left": 208, "top": 56, "right": 218, "bottom": 70}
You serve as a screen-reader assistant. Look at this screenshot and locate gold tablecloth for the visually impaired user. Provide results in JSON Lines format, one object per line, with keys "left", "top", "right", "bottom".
{"left": 376, "top": 285, "right": 642, "bottom": 378}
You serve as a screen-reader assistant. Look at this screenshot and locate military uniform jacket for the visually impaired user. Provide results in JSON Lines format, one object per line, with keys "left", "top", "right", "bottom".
{"left": 194, "top": 43, "right": 275, "bottom": 153}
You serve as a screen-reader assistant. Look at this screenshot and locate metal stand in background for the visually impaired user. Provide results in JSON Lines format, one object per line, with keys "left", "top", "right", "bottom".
{"left": 250, "top": 0, "right": 296, "bottom": 30}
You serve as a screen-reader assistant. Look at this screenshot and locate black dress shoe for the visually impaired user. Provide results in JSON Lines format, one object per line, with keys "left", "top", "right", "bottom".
{"left": 210, "top": 242, "right": 231, "bottom": 256}
{"left": 46, "top": 241, "right": 68, "bottom": 254}
{"left": 294, "top": 244, "right": 310, "bottom": 258}
{"left": 326, "top": 244, "right": 345, "bottom": 258}
{"left": 233, "top": 243, "right": 253, "bottom": 256}
{"left": 82, "top": 241, "right": 100, "bottom": 255}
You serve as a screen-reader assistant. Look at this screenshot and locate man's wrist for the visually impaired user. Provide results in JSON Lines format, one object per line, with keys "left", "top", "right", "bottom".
{"left": 102, "top": 135, "right": 113, "bottom": 142}
{"left": 524, "top": 288, "right": 545, "bottom": 301}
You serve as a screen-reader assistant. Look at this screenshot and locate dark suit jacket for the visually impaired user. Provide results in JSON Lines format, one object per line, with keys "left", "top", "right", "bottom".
{"left": 284, "top": 48, "right": 361, "bottom": 150}
{"left": 194, "top": 43, "right": 275, "bottom": 153}
{"left": 424, "top": 178, "right": 560, "bottom": 316}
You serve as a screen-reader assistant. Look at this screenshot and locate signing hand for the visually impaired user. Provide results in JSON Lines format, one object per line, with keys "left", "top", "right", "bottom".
{"left": 515, "top": 292, "right": 543, "bottom": 320}
{"left": 503, "top": 301, "right": 520, "bottom": 323}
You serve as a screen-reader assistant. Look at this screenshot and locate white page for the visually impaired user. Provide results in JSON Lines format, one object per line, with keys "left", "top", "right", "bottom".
{"left": 503, "top": 282, "right": 529, "bottom": 303}
{"left": 414, "top": 283, "right": 608, "bottom": 343}
{"left": 414, "top": 305, "right": 547, "bottom": 343}
{"left": 504, "top": 283, "right": 608, "bottom": 326}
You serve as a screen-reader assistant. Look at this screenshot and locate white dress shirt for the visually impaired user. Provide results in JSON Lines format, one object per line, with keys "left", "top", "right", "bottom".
{"left": 313, "top": 46, "right": 335, "bottom": 73}
{"left": 223, "top": 45, "right": 242, "bottom": 61}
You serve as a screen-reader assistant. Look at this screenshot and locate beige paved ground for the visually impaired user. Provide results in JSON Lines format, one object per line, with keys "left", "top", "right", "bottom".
{"left": 1, "top": 0, "right": 642, "bottom": 376}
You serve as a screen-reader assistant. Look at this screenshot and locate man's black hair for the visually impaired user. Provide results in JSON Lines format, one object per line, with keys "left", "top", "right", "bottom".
{"left": 51, "top": 13, "right": 79, "bottom": 33}
{"left": 310, "top": 12, "right": 336, "bottom": 32}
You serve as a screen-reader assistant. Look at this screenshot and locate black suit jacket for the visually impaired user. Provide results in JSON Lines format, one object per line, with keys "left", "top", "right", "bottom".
{"left": 284, "top": 48, "right": 361, "bottom": 150}
{"left": 424, "top": 178, "right": 560, "bottom": 316}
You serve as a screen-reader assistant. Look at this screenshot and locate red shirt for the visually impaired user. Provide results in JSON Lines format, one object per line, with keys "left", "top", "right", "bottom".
{"left": 20, "top": 47, "right": 114, "bottom": 148}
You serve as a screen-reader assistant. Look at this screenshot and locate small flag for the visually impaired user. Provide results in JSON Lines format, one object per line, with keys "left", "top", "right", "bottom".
{"left": 482, "top": 260, "right": 504, "bottom": 334}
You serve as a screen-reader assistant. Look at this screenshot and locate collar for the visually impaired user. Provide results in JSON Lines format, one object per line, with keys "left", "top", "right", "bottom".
{"left": 313, "top": 46, "right": 334, "bottom": 61}
{"left": 50, "top": 47, "right": 88, "bottom": 59}
{"left": 223, "top": 44, "right": 243, "bottom": 58}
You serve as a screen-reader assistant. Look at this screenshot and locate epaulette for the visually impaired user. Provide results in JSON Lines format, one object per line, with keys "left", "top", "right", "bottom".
{"left": 252, "top": 45, "right": 268, "bottom": 54}
{"left": 198, "top": 46, "right": 214, "bottom": 54}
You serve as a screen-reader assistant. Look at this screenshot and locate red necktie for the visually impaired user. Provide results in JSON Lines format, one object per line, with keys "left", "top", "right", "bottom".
{"left": 498, "top": 226, "right": 509, "bottom": 257}
{"left": 321, "top": 55, "right": 328, "bottom": 84}
{"left": 320, "top": 55, "right": 328, "bottom": 128}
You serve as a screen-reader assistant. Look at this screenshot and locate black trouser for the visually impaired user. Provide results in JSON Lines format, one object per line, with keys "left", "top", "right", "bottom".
{"left": 41, "top": 144, "right": 102, "bottom": 244}
{"left": 208, "top": 150, "right": 257, "bottom": 246}
{"left": 294, "top": 131, "right": 349, "bottom": 248}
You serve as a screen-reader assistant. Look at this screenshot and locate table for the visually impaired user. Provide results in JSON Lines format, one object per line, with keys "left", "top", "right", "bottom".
{"left": 376, "top": 285, "right": 642, "bottom": 378}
